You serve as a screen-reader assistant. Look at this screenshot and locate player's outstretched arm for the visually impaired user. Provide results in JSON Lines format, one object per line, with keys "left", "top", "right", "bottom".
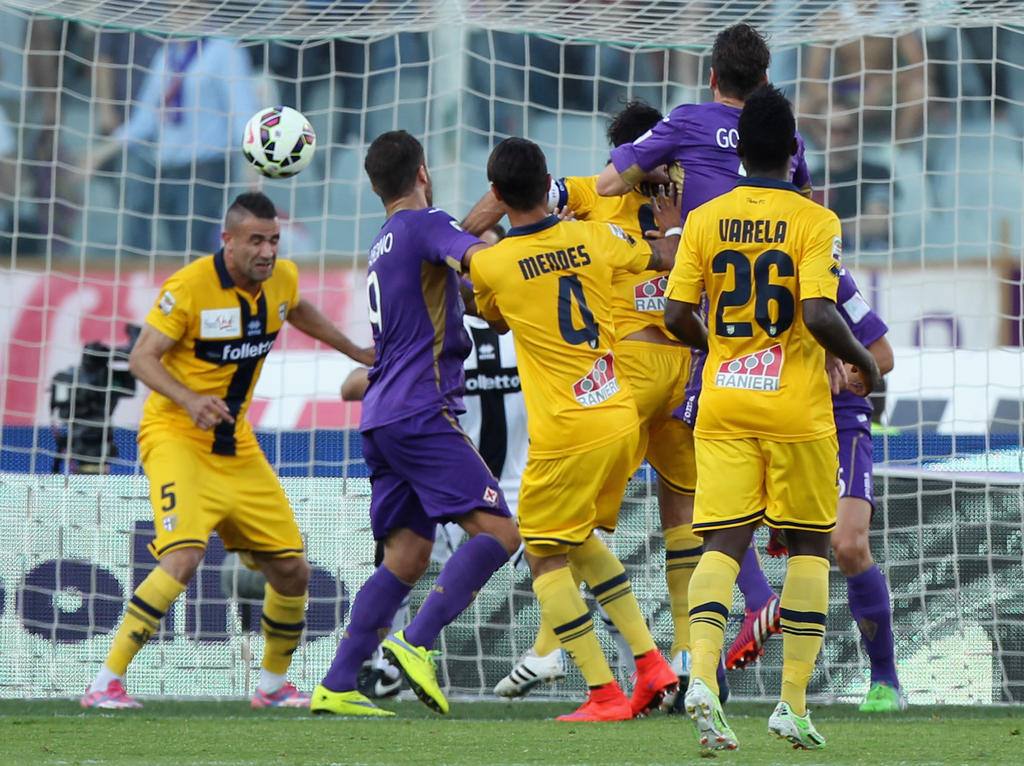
{"left": 664, "top": 298, "right": 708, "bottom": 352}
{"left": 287, "top": 297, "right": 374, "bottom": 366}
{"left": 803, "top": 297, "right": 882, "bottom": 395}
{"left": 461, "top": 189, "right": 506, "bottom": 237}
{"left": 129, "top": 323, "right": 234, "bottom": 430}
{"left": 596, "top": 162, "right": 633, "bottom": 197}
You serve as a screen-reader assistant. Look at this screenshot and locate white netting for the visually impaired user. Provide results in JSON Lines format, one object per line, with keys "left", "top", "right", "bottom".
{"left": 9, "top": 1, "right": 1024, "bottom": 45}
{"left": 0, "top": 0, "right": 1022, "bottom": 703}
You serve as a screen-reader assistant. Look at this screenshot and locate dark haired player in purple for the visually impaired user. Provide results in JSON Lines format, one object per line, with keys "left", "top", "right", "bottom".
{"left": 311, "top": 130, "right": 520, "bottom": 717}
{"left": 727, "top": 266, "right": 902, "bottom": 712}
{"left": 597, "top": 23, "right": 812, "bottom": 209}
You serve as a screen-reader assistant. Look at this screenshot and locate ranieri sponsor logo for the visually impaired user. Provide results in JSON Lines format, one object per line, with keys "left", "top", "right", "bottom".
{"left": 715, "top": 344, "right": 783, "bottom": 391}
{"left": 572, "top": 352, "right": 619, "bottom": 407}
{"left": 633, "top": 275, "right": 668, "bottom": 312}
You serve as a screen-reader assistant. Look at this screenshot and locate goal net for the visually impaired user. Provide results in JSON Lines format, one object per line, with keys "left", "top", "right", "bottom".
{"left": 1, "top": 0, "right": 1022, "bottom": 704}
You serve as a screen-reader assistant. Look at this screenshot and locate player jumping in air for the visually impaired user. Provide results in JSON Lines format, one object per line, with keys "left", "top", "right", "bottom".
{"left": 470, "top": 137, "right": 682, "bottom": 721}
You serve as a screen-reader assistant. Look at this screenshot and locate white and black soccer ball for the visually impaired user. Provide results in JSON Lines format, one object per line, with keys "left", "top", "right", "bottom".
{"left": 241, "top": 106, "right": 316, "bottom": 179}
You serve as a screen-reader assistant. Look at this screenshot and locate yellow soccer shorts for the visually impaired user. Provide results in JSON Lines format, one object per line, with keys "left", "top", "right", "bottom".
{"left": 615, "top": 339, "right": 695, "bottom": 495}
{"left": 518, "top": 428, "right": 640, "bottom": 557}
{"left": 692, "top": 434, "right": 839, "bottom": 534}
{"left": 140, "top": 431, "right": 304, "bottom": 563}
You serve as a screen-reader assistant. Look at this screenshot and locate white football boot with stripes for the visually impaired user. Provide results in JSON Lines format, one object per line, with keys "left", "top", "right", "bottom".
{"left": 494, "top": 648, "right": 567, "bottom": 697}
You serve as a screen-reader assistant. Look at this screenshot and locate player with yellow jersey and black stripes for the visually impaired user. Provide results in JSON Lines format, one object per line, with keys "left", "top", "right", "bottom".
{"left": 470, "top": 137, "right": 681, "bottom": 722}
{"left": 664, "top": 86, "right": 881, "bottom": 751}
{"left": 80, "top": 192, "right": 373, "bottom": 711}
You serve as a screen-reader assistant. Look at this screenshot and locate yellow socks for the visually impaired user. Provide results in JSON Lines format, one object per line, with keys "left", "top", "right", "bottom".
{"left": 260, "top": 583, "right": 308, "bottom": 674}
{"left": 532, "top": 564, "right": 584, "bottom": 656}
{"left": 533, "top": 567, "right": 612, "bottom": 687}
{"left": 687, "top": 550, "right": 739, "bottom": 696}
{"left": 105, "top": 565, "right": 185, "bottom": 675}
{"left": 664, "top": 523, "right": 702, "bottom": 657}
{"left": 569, "top": 534, "right": 655, "bottom": 657}
{"left": 779, "top": 555, "right": 829, "bottom": 716}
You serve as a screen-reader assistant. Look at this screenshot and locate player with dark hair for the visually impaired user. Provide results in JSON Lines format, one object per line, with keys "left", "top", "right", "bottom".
{"left": 664, "top": 86, "right": 881, "bottom": 750}
{"left": 471, "top": 136, "right": 681, "bottom": 721}
{"left": 598, "top": 24, "right": 805, "bottom": 203}
{"left": 311, "top": 130, "right": 520, "bottom": 717}
{"left": 465, "top": 102, "right": 711, "bottom": 707}
{"left": 726, "top": 271, "right": 902, "bottom": 712}
{"left": 605, "top": 100, "right": 663, "bottom": 148}
{"left": 81, "top": 191, "right": 373, "bottom": 710}
{"left": 595, "top": 24, "right": 814, "bottom": 692}
{"left": 335, "top": 222, "right": 531, "bottom": 701}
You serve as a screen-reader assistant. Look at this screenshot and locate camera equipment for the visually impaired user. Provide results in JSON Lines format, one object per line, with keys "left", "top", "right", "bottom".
{"left": 49, "top": 324, "right": 141, "bottom": 473}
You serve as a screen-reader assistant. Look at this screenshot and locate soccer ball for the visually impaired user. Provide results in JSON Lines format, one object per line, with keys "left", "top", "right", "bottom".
{"left": 241, "top": 106, "right": 316, "bottom": 178}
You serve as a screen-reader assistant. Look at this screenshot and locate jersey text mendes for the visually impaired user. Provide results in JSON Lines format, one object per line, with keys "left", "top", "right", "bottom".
{"left": 471, "top": 215, "right": 650, "bottom": 458}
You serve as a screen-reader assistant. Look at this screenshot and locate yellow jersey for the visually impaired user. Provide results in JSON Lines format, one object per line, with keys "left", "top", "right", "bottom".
{"left": 554, "top": 174, "right": 676, "bottom": 341}
{"left": 665, "top": 178, "right": 841, "bottom": 442}
{"left": 471, "top": 215, "right": 651, "bottom": 458}
{"left": 140, "top": 250, "right": 300, "bottom": 456}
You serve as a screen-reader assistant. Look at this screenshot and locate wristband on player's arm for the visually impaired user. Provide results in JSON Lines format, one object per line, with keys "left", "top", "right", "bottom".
{"left": 664, "top": 226, "right": 682, "bottom": 238}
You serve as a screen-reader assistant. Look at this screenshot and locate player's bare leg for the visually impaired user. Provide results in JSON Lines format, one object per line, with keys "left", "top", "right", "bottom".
{"left": 833, "top": 497, "right": 905, "bottom": 712}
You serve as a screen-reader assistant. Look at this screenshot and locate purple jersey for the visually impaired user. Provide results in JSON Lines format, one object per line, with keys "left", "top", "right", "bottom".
{"left": 618, "top": 100, "right": 810, "bottom": 427}
{"left": 609, "top": 101, "right": 811, "bottom": 226}
{"left": 361, "top": 207, "right": 483, "bottom": 432}
{"left": 832, "top": 267, "right": 888, "bottom": 432}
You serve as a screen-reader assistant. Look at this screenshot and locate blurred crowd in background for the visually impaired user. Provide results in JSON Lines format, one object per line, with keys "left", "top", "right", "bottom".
{"left": 1, "top": 5, "right": 1022, "bottom": 264}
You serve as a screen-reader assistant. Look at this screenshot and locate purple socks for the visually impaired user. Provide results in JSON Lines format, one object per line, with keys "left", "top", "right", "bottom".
{"left": 736, "top": 544, "right": 776, "bottom": 611}
{"left": 847, "top": 564, "right": 899, "bottom": 687}
{"left": 320, "top": 565, "right": 412, "bottom": 692}
{"left": 404, "top": 533, "right": 509, "bottom": 649}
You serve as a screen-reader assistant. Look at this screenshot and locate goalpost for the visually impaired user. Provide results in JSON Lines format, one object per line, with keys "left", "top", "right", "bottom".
{"left": 0, "top": 0, "right": 1022, "bottom": 703}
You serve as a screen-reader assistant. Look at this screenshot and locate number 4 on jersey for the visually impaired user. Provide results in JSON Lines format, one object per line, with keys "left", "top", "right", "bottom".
{"left": 557, "top": 274, "right": 599, "bottom": 348}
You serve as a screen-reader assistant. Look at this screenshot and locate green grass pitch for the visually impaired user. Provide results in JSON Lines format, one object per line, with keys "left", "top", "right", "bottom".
{"left": 1, "top": 698, "right": 1022, "bottom": 765}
